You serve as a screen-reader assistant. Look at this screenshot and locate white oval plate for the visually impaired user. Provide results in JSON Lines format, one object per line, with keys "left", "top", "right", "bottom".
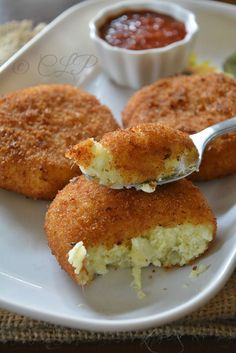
{"left": 0, "top": 0, "right": 236, "bottom": 332}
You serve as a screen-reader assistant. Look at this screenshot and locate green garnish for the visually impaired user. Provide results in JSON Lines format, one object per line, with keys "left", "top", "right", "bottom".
{"left": 223, "top": 52, "right": 236, "bottom": 76}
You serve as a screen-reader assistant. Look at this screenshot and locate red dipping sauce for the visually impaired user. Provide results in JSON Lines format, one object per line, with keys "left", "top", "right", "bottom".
{"left": 99, "top": 9, "right": 187, "bottom": 50}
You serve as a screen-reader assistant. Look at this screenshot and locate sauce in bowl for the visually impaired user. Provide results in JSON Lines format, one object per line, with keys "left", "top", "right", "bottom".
{"left": 99, "top": 9, "right": 187, "bottom": 50}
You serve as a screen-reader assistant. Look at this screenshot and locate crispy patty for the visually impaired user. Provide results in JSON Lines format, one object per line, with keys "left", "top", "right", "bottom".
{"left": 0, "top": 84, "right": 118, "bottom": 199}
{"left": 45, "top": 176, "right": 216, "bottom": 284}
{"left": 122, "top": 73, "right": 236, "bottom": 181}
{"left": 66, "top": 123, "right": 198, "bottom": 191}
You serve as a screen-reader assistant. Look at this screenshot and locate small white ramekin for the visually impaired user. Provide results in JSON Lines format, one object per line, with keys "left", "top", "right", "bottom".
{"left": 89, "top": 0, "right": 198, "bottom": 89}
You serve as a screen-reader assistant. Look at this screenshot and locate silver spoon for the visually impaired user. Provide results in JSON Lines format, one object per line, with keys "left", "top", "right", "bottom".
{"left": 156, "top": 116, "right": 236, "bottom": 185}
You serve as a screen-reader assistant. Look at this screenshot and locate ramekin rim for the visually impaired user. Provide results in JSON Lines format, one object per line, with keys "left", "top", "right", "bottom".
{"left": 89, "top": 0, "right": 199, "bottom": 55}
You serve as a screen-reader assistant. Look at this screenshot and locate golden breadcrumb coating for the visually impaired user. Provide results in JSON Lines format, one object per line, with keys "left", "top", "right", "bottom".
{"left": 0, "top": 84, "right": 118, "bottom": 199}
{"left": 45, "top": 176, "right": 216, "bottom": 284}
{"left": 122, "top": 73, "right": 236, "bottom": 181}
{"left": 66, "top": 123, "right": 198, "bottom": 189}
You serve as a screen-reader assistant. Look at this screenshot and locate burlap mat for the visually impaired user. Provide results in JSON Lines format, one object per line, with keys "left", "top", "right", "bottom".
{"left": 0, "top": 19, "right": 235, "bottom": 343}
{"left": 0, "top": 20, "right": 45, "bottom": 65}
{"left": 0, "top": 271, "right": 235, "bottom": 343}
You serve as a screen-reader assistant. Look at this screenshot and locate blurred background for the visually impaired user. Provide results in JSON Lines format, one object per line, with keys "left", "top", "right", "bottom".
{"left": 0, "top": 0, "right": 235, "bottom": 24}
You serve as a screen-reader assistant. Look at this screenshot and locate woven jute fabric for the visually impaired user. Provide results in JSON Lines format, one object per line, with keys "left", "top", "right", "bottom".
{"left": 0, "top": 271, "right": 235, "bottom": 343}
{"left": 0, "top": 20, "right": 45, "bottom": 65}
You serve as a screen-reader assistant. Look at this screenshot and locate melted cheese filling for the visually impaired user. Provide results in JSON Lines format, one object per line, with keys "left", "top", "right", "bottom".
{"left": 68, "top": 223, "right": 213, "bottom": 298}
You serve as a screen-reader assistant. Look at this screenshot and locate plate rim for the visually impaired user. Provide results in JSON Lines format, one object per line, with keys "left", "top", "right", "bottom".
{"left": 1, "top": 0, "right": 236, "bottom": 75}
{"left": 0, "top": 249, "right": 235, "bottom": 332}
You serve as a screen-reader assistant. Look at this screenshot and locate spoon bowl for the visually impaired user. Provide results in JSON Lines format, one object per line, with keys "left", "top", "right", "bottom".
{"left": 67, "top": 117, "right": 236, "bottom": 191}
{"left": 153, "top": 116, "right": 236, "bottom": 186}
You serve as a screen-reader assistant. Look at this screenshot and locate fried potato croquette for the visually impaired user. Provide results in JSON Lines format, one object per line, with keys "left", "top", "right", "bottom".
{"left": 122, "top": 73, "right": 236, "bottom": 181}
{"left": 45, "top": 176, "right": 216, "bottom": 297}
{"left": 0, "top": 84, "right": 118, "bottom": 199}
{"left": 66, "top": 123, "right": 198, "bottom": 192}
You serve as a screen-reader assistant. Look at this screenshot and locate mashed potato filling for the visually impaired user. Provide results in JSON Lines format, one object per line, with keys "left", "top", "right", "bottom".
{"left": 79, "top": 139, "right": 125, "bottom": 188}
{"left": 68, "top": 223, "right": 213, "bottom": 298}
{"left": 162, "top": 155, "right": 198, "bottom": 179}
{"left": 80, "top": 139, "right": 198, "bottom": 193}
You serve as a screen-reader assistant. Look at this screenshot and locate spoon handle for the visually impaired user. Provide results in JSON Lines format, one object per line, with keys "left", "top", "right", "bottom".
{"left": 190, "top": 116, "right": 236, "bottom": 161}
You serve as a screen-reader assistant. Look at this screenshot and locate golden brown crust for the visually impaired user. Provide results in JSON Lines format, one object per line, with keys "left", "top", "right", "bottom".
{"left": 0, "top": 84, "right": 118, "bottom": 199}
{"left": 122, "top": 73, "right": 236, "bottom": 181}
{"left": 102, "top": 124, "right": 197, "bottom": 183}
{"left": 67, "top": 123, "right": 198, "bottom": 185}
{"left": 66, "top": 138, "right": 95, "bottom": 170}
{"left": 45, "top": 176, "right": 216, "bottom": 282}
